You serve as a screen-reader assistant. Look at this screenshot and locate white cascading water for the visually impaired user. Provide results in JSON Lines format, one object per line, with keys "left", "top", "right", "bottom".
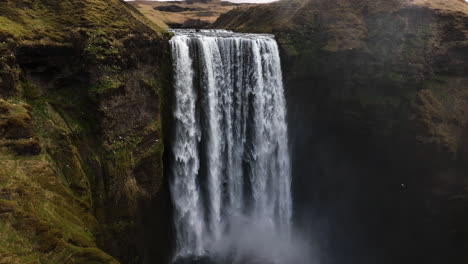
{"left": 170, "top": 29, "right": 293, "bottom": 263}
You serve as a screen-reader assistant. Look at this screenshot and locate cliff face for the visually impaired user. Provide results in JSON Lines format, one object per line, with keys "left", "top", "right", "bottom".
{"left": 215, "top": 0, "right": 468, "bottom": 263}
{"left": 0, "top": 1, "right": 172, "bottom": 263}
{"left": 1, "top": 0, "right": 467, "bottom": 263}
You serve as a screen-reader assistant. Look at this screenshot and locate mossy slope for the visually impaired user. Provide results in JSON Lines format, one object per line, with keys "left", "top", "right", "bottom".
{"left": 0, "top": 0, "right": 172, "bottom": 263}
{"left": 0, "top": 0, "right": 164, "bottom": 42}
{"left": 0, "top": 99, "right": 119, "bottom": 264}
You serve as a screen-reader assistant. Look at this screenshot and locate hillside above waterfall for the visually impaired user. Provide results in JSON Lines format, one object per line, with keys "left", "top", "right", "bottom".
{"left": 216, "top": 0, "right": 467, "bottom": 56}
{"left": 0, "top": 0, "right": 168, "bottom": 43}
{"left": 215, "top": 0, "right": 468, "bottom": 31}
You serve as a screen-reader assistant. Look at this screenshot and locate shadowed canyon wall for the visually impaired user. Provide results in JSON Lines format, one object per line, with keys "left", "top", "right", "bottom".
{"left": 215, "top": 0, "right": 468, "bottom": 263}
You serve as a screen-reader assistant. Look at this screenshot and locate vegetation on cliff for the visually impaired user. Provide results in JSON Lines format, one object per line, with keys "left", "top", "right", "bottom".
{"left": 1, "top": 0, "right": 466, "bottom": 263}
{"left": 0, "top": 0, "right": 172, "bottom": 263}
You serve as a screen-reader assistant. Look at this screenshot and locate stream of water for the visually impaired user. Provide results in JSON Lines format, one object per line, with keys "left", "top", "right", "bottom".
{"left": 170, "top": 29, "right": 294, "bottom": 263}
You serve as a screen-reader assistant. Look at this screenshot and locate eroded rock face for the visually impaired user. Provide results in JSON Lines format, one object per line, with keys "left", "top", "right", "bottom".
{"left": 215, "top": 0, "right": 468, "bottom": 263}
{"left": 0, "top": 0, "right": 173, "bottom": 263}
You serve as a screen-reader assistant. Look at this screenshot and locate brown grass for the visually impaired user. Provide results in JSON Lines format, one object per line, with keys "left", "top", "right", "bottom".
{"left": 129, "top": 0, "right": 247, "bottom": 28}
{"left": 406, "top": 0, "right": 468, "bottom": 15}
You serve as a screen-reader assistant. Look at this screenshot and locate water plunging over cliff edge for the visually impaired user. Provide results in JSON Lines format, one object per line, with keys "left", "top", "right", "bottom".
{"left": 169, "top": 29, "right": 297, "bottom": 263}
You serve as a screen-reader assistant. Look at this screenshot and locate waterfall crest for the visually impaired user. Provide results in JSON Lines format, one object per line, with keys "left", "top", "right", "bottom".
{"left": 170, "top": 29, "right": 292, "bottom": 261}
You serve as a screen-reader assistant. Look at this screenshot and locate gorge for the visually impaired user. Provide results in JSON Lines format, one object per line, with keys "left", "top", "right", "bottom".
{"left": 0, "top": 0, "right": 468, "bottom": 264}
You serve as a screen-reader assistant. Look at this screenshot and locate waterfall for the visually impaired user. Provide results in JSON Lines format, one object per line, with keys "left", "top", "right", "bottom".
{"left": 169, "top": 29, "right": 292, "bottom": 262}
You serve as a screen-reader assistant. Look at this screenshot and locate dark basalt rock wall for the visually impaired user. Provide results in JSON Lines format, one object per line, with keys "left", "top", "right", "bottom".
{"left": 215, "top": 0, "right": 468, "bottom": 263}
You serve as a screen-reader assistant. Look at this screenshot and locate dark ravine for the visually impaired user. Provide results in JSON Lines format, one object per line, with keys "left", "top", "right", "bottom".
{"left": 214, "top": 0, "right": 468, "bottom": 263}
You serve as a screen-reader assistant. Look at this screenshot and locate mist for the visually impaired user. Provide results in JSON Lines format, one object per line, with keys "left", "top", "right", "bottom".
{"left": 208, "top": 216, "right": 318, "bottom": 264}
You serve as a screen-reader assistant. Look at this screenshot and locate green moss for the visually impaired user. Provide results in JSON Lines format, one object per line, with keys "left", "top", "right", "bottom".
{"left": 0, "top": 0, "right": 172, "bottom": 262}
{"left": 163, "top": 31, "right": 175, "bottom": 39}
{"left": 89, "top": 76, "right": 122, "bottom": 95}
{"left": 26, "top": 81, "right": 98, "bottom": 139}
{"left": 0, "top": 160, "right": 118, "bottom": 264}
{"left": 62, "top": 246, "right": 119, "bottom": 264}
{"left": 0, "top": 16, "right": 29, "bottom": 39}
{"left": 21, "top": 80, "right": 42, "bottom": 100}
{"left": 84, "top": 31, "right": 122, "bottom": 62}
{"left": 0, "top": 219, "right": 42, "bottom": 264}
{"left": 0, "top": 0, "right": 166, "bottom": 44}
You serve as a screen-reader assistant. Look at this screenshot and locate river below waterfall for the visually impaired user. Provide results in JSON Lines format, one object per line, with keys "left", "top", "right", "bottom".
{"left": 169, "top": 29, "right": 304, "bottom": 264}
